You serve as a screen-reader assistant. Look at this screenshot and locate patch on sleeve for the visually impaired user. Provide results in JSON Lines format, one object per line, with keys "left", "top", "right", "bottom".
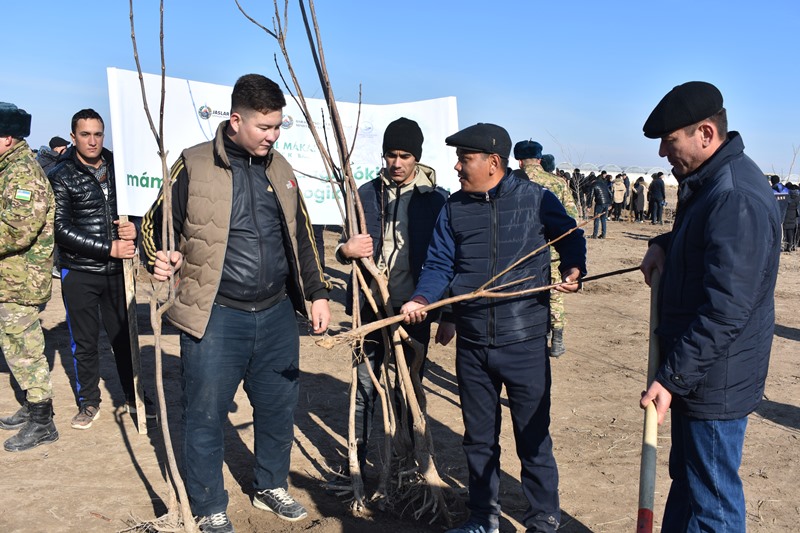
{"left": 14, "top": 189, "right": 32, "bottom": 202}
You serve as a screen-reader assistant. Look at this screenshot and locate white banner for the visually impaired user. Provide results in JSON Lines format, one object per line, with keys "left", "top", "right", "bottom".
{"left": 107, "top": 68, "right": 459, "bottom": 222}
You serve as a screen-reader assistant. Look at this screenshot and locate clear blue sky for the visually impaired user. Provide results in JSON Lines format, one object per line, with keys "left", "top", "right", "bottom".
{"left": 4, "top": 1, "right": 799, "bottom": 175}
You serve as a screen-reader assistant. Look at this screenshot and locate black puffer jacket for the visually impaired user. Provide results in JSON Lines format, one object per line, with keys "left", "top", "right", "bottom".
{"left": 589, "top": 177, "right": 612, "bottom": 206}
{"left": 48, "top": 146, "right": 123, "bottom": 275}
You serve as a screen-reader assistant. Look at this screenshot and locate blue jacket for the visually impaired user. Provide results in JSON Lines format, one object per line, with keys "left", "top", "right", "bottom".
{"left": 413, "top": 169, "right": 586, "bottom": 347}
{"left": 651, "top": 132, "right": 781, "bottom": 419}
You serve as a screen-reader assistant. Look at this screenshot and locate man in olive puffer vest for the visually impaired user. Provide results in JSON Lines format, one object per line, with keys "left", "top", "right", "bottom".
{"left": 142, "top": 74, "right": 330, "bottom": 533}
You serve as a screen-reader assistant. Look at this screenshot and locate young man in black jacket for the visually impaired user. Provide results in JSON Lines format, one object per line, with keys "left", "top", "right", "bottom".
{"left": 335, "top": 118, "right": 451, "bottom": 476}
{"left": 48, "top": 109, "right": 144, "bottom": 431}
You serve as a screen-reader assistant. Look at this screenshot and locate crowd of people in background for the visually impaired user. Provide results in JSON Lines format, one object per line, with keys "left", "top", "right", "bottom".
{"left": 553, "top": 167, "right": 800, "bottom": 249}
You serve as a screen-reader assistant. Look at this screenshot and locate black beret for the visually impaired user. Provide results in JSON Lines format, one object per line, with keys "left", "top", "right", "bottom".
{"left": 513, "top": 140, "right": 543, "bottom": 160}
{"left": 49, "top": 136, "right": 69, "bottom": 149}
{"left": 445, "top": 123, "right": 511, "bottom": 159}
{"left": 0, "top": 102, "right": 32, "bottom": 139}
{"left": 643, "top": 81, "right": 723, "bottom": 139}
{"left": 383, "top": 117, "right": 423, "bottom": 161}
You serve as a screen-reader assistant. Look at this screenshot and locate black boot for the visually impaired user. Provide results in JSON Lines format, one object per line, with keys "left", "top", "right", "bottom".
{"left": 4, "top": 399, "right": 59, "bottom": 452}
{"left": 0, "top": 402, "right": 30, "bottom": 430}
{"left": 550, "top": 329, "right": 566, "bottom": 358}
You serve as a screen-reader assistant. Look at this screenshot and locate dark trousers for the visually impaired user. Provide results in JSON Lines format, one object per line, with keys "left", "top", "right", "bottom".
{"left": 783, "top": 227, "right": 796, "bottom": 251}
{"left": 650, "top": 200, "right": 663, "bottom": 224}
{"left": 61, "top": 269, "right": 133, "bottom": 407}
{"left": 180, "top": 298, "right": 300, "bottom": 517}
{"left": 456, "top": 336, "right": 560, "bottom": 532}
{"left": 354, "top": 307, "right": 431, "bottom": 451}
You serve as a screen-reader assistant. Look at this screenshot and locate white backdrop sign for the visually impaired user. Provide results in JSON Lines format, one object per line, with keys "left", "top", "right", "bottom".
{"left": 107, "top": 67, "right": 459, "bottom": 222}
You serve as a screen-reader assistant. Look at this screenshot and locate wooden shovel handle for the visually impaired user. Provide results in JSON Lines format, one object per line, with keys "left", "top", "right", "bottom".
{"left": 637, "top": 269, "right": 660, "bottom": 531}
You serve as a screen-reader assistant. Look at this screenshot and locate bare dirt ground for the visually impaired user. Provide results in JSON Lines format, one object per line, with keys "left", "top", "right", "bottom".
{"left": 2, "top": 204, "right": 798, "bottom": 533}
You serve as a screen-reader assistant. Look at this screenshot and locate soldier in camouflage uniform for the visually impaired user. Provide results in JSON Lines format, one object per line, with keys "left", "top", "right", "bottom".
{"left": 515, "top": 140, "right": 579, "bottom": 358}
{"left": 0, "top": 102, "right": 59, "bottom": 452}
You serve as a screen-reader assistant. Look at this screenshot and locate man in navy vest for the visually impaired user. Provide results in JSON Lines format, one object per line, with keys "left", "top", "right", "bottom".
{"left": 401, "top": 123, "right": 586, "bottom": 533}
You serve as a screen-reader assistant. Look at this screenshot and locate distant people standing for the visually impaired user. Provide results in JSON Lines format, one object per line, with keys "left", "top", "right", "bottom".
{"left": 589, "top": 173, "right": 611, "bottom": 238}
{"left": 36, "top": 136, "right": 69, "bottom": 176}
{"left": 610, "top": 174, "right": 626, "bottom": 221}
{"left": 570, "top": 168, "right": 583, "bottom": 208}
{"left": 0, "top": 103, "right": 59, "bottom": 452}
{"left": 632, "top": 177, "right": 647, "bottom": 222}
{"left": 581, "top": 171, "right": 596, "bottom": 219}
{"left": 48, "top": 108, "right": 149, "bottom": 430}
{"left": 648, "top": 171, "right": 666, "bottom": 224}
{"left": 515, "top": 140, "right": 579, "bottom": 358}
{"left": 783, "top": 184, "right": 799, "bottom": 252}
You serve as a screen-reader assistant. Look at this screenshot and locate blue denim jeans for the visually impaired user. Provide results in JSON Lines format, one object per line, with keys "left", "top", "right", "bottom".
{"left": 662, "top": 411, "right": 748, "bottom": 532}
{"left": 592, "top": 203, "right": 608, "bottom": 237}
{"left": 180, "top": 299, "right": 300, "bottom": 516}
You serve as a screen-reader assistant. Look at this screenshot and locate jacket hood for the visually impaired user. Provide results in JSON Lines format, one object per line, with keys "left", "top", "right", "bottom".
{"left": 380, "top": 162, "right": 437, "bottom": 191}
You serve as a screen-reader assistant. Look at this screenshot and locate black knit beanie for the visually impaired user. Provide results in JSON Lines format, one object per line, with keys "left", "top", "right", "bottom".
{"left": 382, "top": 117, "right": 423, "bottom": 161}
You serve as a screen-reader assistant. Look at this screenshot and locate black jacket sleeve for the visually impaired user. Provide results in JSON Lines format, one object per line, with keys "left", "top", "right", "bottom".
{"left": 140, "top": 157, "right": 189, "bottom": 272}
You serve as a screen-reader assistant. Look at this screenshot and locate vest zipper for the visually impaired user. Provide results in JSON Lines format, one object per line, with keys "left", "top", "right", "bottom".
{"left": 488, "top": 192, "right": 497, "bottom": 344}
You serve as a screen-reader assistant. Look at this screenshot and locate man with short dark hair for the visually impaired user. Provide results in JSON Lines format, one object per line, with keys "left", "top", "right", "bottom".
{"left": 402, "top": 123, "right": 586, "bottom": 533}
{"left": 640, "top": 81, "right": 781, "bottom": 531}
{"left": 0, "top": 103, "right": 59, "bottom": 452}
{"left": 48, "top": 108, "right": 145, "bottom": 431}
{"left": 36, "top": 136, "right": 69, "bottom": 175}
{"left": 142, "top": 73, "right": 331, "bottom": 533}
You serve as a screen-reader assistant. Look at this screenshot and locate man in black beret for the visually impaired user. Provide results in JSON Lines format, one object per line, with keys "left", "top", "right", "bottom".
{"left": 401, "top": 123, "right": 586, "bottom": 533}
{"left": 639, "top": 82, "right": 781, "bottom": 531}
{"left": 333, "top": 117, "right": 451, "bottom": 480}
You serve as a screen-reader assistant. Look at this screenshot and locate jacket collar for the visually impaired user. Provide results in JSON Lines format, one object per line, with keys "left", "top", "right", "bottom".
{"left": 61, "top": 145, "right": 114, "bottom": 173}
{"left": 676, "top": 131, "right": 744, "bottom": 209}
{"left": 213, "top": 120, "right": 274, "bottom": 169}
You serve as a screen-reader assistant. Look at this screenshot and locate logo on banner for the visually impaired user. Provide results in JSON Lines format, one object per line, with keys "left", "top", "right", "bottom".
{"left": 282, "top": 115, "right": 294, "bottom": 129}
{"left": 197, "top": 105, "right": 230, "bottom": 120}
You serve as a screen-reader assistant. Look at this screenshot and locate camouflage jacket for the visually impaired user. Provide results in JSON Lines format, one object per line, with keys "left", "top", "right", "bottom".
{"left": 0, "top": 140, "right": 55, "bottom": 306}
{"left": 522, "top": 161, "right": 579, "bottom": 219}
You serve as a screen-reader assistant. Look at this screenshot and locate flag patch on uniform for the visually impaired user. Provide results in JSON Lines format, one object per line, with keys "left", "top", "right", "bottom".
{"left": 15, "top": 189, "right": 32, "bottom": 202}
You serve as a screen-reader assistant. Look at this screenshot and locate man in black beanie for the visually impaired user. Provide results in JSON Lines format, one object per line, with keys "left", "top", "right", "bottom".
{"left": 334, "top": 117, "right": 451, "bottom": 479}
{"left": 639, "top": 81, "right": 781, "bottom": 531}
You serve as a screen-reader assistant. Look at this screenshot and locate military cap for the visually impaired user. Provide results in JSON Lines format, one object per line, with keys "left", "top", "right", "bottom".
{"left": 643, "top": 81, "right": 723, "bottom": 139}
{"left": 513, "top": 140, "right": 543, "bottom": 160}
{"left": 541, "top": 154, "right": 556, "bottom": 173}
{"left": 445, "top": 123, "right": 511, "bottom": 159}
{"left": 0, "top": 102, "right": 32, "bottom": 139}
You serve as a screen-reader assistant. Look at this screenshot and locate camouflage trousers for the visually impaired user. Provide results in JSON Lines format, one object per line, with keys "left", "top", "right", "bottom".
{"left": 0, "top": 302, "right": 53, "bottom": 403}
{"left": 550, "top": 258, "right": 565, "bottom": 330}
